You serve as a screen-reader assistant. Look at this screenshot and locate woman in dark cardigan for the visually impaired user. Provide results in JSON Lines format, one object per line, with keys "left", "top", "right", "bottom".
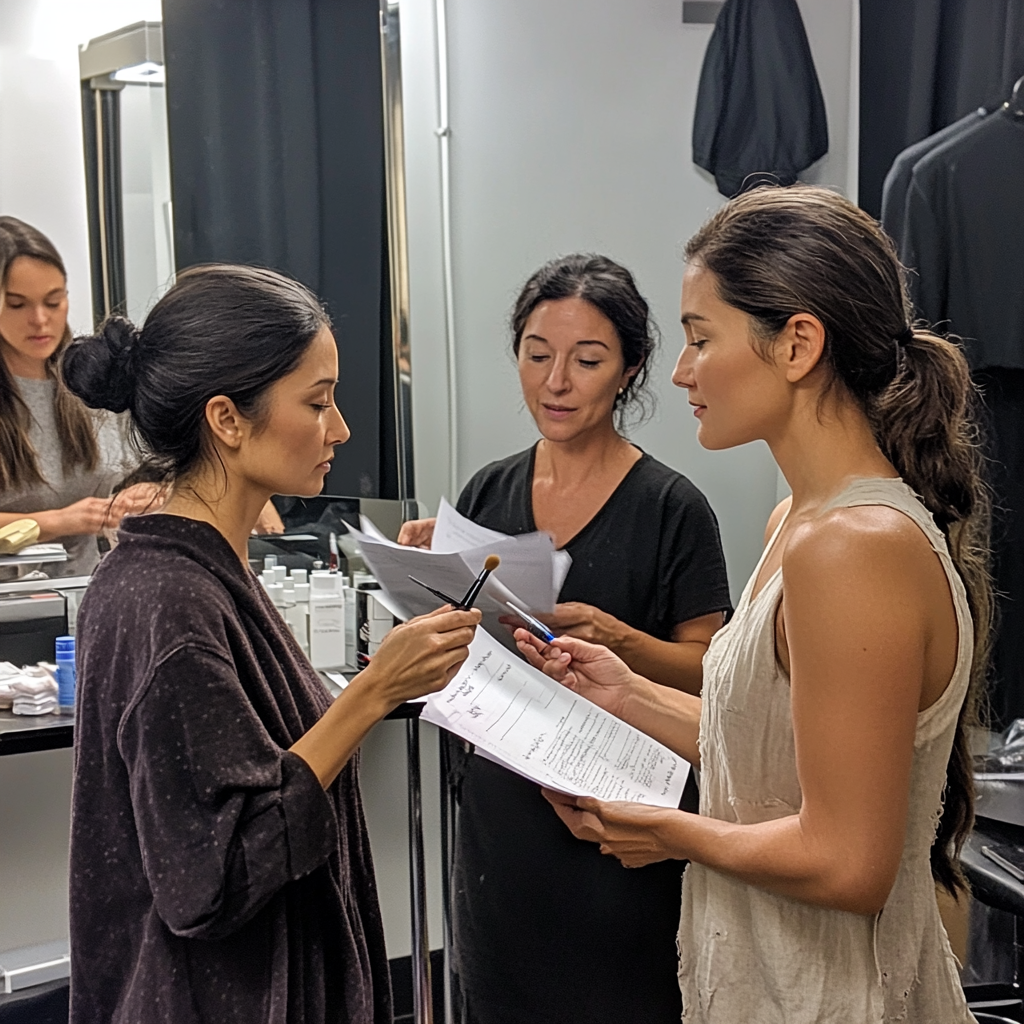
{"left": 62, "top": 265, "right": 479, "bottom": 1024}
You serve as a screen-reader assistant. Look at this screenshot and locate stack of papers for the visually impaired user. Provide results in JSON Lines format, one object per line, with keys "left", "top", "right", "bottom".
{"left": 421, "top": 628, "right": 689, "bottom": 807}
{"left": 348, "top": 499, "right": 571, "bottom": 644}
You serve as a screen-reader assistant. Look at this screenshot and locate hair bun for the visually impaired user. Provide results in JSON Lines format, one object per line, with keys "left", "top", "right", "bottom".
{"left": 64, "top": 316, "right": 140, "bottom": 414}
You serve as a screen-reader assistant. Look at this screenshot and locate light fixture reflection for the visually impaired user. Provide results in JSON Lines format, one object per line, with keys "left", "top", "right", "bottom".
{"left": 112, "top": 61, "right": 164, "bottom": 84}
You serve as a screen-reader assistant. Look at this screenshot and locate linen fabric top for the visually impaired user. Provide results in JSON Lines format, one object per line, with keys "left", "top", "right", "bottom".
{"left": 69, "top": 514, "right": 391, "bottom": 1024}
{"left": 0, "top": 375, "right": 134, "bottom": 577}
{"left": 450, "top": 445, "right": 732, "bottom": 1024}
{"left": 678, "top": 478, "right": 976, "bottom": 1024}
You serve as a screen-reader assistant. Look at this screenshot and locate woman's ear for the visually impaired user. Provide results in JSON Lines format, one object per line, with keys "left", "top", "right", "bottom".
{"left": 777, "top": 312, "right": 826, "bottom": 383}
{"left": 204, "top": 395, "right": 246, "bottom": 450}
{"left": 618, "top": 361, "right": 642, "bottom": 394}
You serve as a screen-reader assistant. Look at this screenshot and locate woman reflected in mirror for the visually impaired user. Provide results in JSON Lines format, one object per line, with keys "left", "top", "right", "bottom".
{"left": 0, "top": 216, "right": 157, "bottom": 576}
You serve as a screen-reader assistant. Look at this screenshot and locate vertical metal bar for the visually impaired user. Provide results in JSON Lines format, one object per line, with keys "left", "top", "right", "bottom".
{"left": 433, "top": 0, "right": 459, "bottom": 503}
{"left": 94, "top": 90, "right": 112, "bottom": 318}
{"left": 406, "top": 717, "right": 433, "bottom": 1024}
{"left": 438, "top": 732, "right": 455, "bottom": 1024}
{"left": 379, "top": 0, "right": 414, "bottom": 503}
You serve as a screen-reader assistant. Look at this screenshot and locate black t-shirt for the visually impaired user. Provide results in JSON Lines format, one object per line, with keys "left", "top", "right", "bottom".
{"left": 450, "top": 445, "right": 731, "bottom": 1024}
{"left": 457, "top": 445, "right": 732, "bottom": 636}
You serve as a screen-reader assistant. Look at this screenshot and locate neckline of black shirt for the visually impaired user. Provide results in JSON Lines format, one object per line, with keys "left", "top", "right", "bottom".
{"left": 523, "top": 441, "right": 650, "bottom": 551}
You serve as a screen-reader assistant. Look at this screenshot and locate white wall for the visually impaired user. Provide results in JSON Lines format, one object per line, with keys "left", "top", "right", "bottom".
{"left": 0, "top": 0, "right": 164, "bottom": 334}
{"left": 404, "top": 0, "right": 858, "bottom": 601}
{"left": 0, "top": 0, "right": 162, "bottom": 956}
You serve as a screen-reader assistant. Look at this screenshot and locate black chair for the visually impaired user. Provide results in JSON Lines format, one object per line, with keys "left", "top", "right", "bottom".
{"left": 962, "top": 819, "right": 1024, "bottom": 1022}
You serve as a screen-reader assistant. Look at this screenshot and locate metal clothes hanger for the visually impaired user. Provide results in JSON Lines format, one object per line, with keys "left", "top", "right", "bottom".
{"left": 1006, "top": 75, "right": 1024, "bottom": 118}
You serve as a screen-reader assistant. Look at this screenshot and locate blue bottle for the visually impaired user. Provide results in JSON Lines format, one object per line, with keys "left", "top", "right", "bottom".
{"left": 55, "top": 635, "right": 76, "bottom": 712}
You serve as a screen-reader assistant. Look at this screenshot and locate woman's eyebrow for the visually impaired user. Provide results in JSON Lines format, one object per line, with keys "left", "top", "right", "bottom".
{"left": 3, "top": 289, "right": 66, "bottom": 300}
{"left": 680, "top": 312, "right": 710, "bottom": 326}
{"left": 306, "top": 377, "right": 338, "bottom": 389}
{"left": 576, "top": 339, "right": 610, "bottom": 349}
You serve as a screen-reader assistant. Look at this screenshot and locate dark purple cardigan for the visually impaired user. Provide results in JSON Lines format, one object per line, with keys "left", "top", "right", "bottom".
{"left": 69, "top": 514, "right": 391, "bottom": 1024}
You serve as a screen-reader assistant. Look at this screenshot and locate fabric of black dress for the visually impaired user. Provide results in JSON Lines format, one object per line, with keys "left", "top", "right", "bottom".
{"left": 692, "top": 0, "right": 828, "bottom": 198}
{"left": 449, "top": 446, "right": 732, "bottom": 1024}
{"left": 69, "top": 514, "right": 391, "bottom": 1024}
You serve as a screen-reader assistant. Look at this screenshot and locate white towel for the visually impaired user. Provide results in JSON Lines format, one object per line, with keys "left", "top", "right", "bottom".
{"left": 9, "top": 666, "right": 58, "bottom": 697}
{"left": 12, "top": 693, "right": 58, "bottom": 716}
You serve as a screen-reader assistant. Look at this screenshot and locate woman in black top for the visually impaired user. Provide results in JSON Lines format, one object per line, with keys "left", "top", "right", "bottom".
{"left": 63, "top": 266, "right": 479, "bottom": 1024}
{"left": 399, "top": 255, "right": 731, "bottom": 1024}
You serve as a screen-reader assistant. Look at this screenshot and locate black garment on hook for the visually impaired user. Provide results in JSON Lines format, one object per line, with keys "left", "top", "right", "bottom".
{"left": 692, "top": 0, "right": 828, "bottom": 198}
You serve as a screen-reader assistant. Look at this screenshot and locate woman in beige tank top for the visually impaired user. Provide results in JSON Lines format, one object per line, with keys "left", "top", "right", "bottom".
{"left": 516, "top": 186, "right": 991, "bottom": 1023}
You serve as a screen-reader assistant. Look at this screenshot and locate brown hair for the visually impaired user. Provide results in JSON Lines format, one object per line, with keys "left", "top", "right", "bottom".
{"left": 686, "top": 185, "right": 992, "bottom": 898}
{"left": 0, "top": 216, "right": 99, "bottom": 490}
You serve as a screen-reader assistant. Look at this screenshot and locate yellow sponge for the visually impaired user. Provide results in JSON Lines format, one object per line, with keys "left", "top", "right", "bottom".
{"left": 0, "top": 518, "right": 41, "bottom": 555}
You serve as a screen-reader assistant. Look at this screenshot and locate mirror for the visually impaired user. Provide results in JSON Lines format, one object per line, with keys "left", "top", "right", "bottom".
{"left": 78, "top": 21, "right": 174, "bottom": 326}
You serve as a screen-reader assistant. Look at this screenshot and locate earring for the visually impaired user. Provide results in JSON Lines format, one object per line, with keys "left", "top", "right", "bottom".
{"left": 617, "top": 387, "right": 624, "bottom": 395}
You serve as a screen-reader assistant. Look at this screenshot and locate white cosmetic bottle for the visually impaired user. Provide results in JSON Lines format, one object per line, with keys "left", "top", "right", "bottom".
{"left": 309, "top": 573, "right": 345, "bottom": 669}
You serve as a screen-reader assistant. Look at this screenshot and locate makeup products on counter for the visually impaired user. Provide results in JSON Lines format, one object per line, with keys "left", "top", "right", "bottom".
{"left": 259, "top": 566, "right": 397, "bottom": 672}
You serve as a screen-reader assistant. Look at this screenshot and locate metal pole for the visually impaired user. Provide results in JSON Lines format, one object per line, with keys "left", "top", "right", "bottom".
{"left": 407, "top": 716, "right": 433, "bottom": 1024}
{"left": 438, "top": 733, "right": 456, "bottom": 1024}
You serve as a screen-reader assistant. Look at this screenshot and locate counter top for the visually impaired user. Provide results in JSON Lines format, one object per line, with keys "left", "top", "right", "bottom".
{"left": 0, "top": 709, "right": 73, "bottom": 756}
{"left": 0, "top": 675, "right": 423, "bottom": 757}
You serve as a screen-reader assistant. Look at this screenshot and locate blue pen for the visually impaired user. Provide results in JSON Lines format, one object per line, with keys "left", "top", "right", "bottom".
{"left": 505, "top": 601, "right": 556, "bottom": 643}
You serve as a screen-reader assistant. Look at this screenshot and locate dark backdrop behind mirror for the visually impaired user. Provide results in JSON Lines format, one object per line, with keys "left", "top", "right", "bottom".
{"left": 162, "top": 0, "right": 401, "bottom": 500}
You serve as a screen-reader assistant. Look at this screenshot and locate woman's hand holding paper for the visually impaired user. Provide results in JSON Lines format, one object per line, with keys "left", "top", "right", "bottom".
{"left": 513, "top": 630, "right": 635, "bottom": 719}
{"left": 541, "top": 790, "right": 684, "bottom": 868}
{"left": 397, "top": 517, "right": 436, "bottom": 549}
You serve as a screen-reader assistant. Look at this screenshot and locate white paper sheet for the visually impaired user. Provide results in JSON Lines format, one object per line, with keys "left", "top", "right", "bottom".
{"left": 421, "top": 629, "right": 689, "bottom": 807}
{"left": 350, "top": 511, "right": 568, "bottom": 619}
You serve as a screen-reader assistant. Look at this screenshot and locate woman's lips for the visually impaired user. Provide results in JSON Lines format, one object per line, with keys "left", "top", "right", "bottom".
{"left": 542, "top": 404, "right": 576, "bottom": 420}
{"left": 691, "top": 404, "right": 706, "bottom": 418}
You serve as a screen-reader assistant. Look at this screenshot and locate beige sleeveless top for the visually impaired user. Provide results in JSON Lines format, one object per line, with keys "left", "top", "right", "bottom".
{"left": 678, "top": 478, "right": 976, "bottom": 1024}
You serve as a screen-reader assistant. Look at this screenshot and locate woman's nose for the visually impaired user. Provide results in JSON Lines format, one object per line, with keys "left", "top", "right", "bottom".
{"left": 329, "top": 405, "right": 351, "bottom": 446}
{"left": 672, "top": 346, "right": 695, "bottom": 389}
{"left": 545, "top": 358, "right": 570, "bottom": 393}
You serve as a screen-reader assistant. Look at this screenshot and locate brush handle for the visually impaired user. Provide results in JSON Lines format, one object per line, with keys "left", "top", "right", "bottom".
{"left": 458, "top": 567, "right": 494, "bottom": 610}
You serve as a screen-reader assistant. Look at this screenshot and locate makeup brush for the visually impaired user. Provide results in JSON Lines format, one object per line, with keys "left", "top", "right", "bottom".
{"left": 459, "top": 554, "right": 501, "bottom": 610}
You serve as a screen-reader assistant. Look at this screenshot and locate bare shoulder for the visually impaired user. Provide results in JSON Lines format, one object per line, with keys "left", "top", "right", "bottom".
{"left": 783, "top": 504, "right": 936, "bottom": 592}
{"left": 764, "top": 496, "right": 793, "bottom": 546}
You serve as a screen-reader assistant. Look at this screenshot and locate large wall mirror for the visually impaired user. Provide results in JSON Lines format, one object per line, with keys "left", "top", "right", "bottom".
{"left": 77, "top": 2, "right": 414, "bottom": 506}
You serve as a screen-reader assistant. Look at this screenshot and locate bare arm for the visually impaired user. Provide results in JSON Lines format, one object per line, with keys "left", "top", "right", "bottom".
{"left": 0, "top": 500, "right": 113, "bottom": 541}
{"left": 543, "top": 510, "right": 938, "bottom": 915}
{"left": 291, "top": 606, "right": 479, "bottom": 788}
{"left": 515, "top": 631, "right": 703, "bottom": 766}
{"left": 528, "top": 605, "right": 722, "bottom": 694}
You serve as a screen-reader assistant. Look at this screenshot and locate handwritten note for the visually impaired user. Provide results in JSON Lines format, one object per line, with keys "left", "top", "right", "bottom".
{"left": 421, "top": 629, "right": 689, "bottom": 807}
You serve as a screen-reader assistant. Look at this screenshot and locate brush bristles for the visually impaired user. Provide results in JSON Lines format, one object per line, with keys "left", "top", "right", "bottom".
{"left": 484, "top": 554, "right": 501, "bottom": 571}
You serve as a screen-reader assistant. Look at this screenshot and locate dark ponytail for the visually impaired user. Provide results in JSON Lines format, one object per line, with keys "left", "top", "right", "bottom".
{"left": 64, "top": 264, "right": 330, "bottom": 484}
{"left": 686, "top": 185, "right": 992, "bottom": 897}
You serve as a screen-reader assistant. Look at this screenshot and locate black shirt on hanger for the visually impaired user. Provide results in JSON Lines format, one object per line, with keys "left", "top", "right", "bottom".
{"left": 880, "top": 108, "right": 987, "bottom": 252}
{"left": 692, "top": 0, "right": 828, "bottom": 198}
{"left": 902, "top": 107, "right": 1024, "bottom": 370}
